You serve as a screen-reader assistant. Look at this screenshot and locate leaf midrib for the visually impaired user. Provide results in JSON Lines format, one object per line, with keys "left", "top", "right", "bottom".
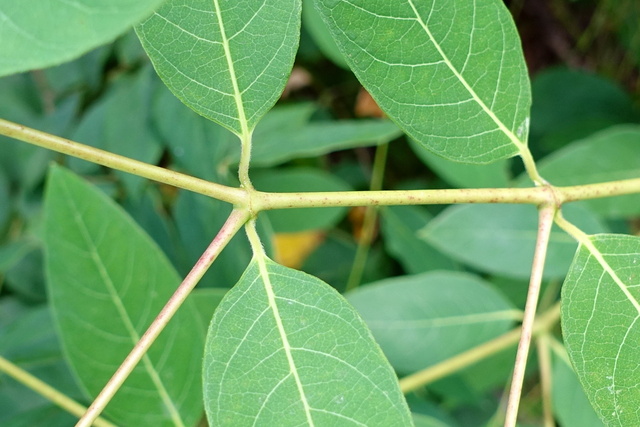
{"left": 255, "top": 257, "right": 315, "bottom": 426}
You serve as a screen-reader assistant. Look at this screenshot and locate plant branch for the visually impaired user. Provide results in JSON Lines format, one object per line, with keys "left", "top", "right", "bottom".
{"left": 345, "top": 143, "right": 389, "bottom": 292}
{"left": 76, "top": 208, "right": 251, "bottom": 427}
{"left": 0, "top": 119, "right": 246, "bottom": 206}
{"left": 505, "top": 203, "right": 556, "bottom": 427}
{"left": 399, "top": 301, "right": 560, "bottom": 394}
{"left": 0, "top": 356, "right": 117, "bottom": 427}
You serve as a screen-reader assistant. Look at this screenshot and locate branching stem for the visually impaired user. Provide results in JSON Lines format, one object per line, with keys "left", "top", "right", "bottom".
{"left": 76, "top": 209, "right": 250, "bottom": 427}
{"left": 505, "top": 203, "right": 556, "bottom": 427}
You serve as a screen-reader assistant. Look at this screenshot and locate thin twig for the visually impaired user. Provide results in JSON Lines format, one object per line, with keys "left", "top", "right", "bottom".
{"left": 345, "top": 143, "right": 389, "bottom": 291}
{"left": 399, "top": 302, "right": 560, "bottom": 394}
{"left": 505, "top": 204, "right": 557, "bottom": 427}
{"left": 0, "top": 356, "right": 117, "bottom": 427}
{"left": 76, "top": 209, "right": 251, "bottom": 427}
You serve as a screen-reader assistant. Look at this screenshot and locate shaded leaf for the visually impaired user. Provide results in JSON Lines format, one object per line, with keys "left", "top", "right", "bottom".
{"left": 347, "top": 271, "right": 519, "bottom": 373}
{"left": 380, "top": 205, "right": 458, "bottom": 274}
{"left": 137, "top": 0, "right": 301, "bottom": 134}
{"left": 422, "top": 204, "right": 608, "bottom": 279}
{"left": 204, "top": 256, "right": 413, "bottom": 426}
{"left": 315, "top": 0, "right": 531, "bottom": 163}
{"left": 561, "top": 234, "right": 640, "bottom": 426}
{"left": 43, "top": 165, "right": 204, "bottom": 427}
{"left": 0, "top": 0, "right": 165, "bottom": 76}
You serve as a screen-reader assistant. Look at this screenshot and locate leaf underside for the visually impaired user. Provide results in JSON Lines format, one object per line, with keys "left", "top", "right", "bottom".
{"left": 315, "top": 0, "right": 531, "bottom": 163}
{"left": 562, "top": 234, "right": 640, "bottom": 426}
{"left": 136, "top": 0, "right": 301, "bottom": 135}
{"left": 203, "top": 257, "right": 413, "bottom": 427}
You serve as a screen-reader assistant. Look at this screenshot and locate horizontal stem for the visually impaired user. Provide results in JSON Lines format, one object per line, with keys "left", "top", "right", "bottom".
{"left": 399, "top": 302, "right": 560, "bottom": 394}
{"left": 0, "top": 119, "right": 246, "bottom": 206}
{"left": 0, "top": 356, "right": 116, "bottom": 427}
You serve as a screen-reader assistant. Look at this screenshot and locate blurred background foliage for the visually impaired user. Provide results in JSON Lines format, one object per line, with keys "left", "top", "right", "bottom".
{"left": 1, "top": 1, "right": 639, "bottom": 426}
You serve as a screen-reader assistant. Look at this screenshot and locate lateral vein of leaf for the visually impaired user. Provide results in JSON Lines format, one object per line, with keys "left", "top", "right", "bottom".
{"left": 405, "top": 0, "right": 526, "bottom": 153}
{"left": 584, "top": 239, "right": 640, "bottom": 314}
{"left": 255, "top": 257, "right": 315, "bottom": 426}
{"left": 61, "top": 181, "right": 185, "bottom": 427}
{"left": 212, "top": 0, "right": 249, "bottom": 137}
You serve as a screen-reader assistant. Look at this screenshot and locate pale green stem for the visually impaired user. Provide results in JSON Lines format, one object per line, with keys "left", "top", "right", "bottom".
{"left": 238, "top": 131, "right": 254, "bottom": 191}
{"left": 76, "top": 209, "right": 250, "bottom": 427}
{"left": 0, "top": 356, "right": 116, "bottom": 427}
{"left": 536, "top": 334, "right": 556, "bottom": 427}
{"left": 519, "top": 147, "right": 547, "bottom": 186}
{"left": 399, "top": 302, "right": 560, "bottom": 393}
{"left": 245, "top": 218, "right": 266, "bottom": 258}
{"left": 3, "top": 119, "right": 640, "bottom": 209}
{"left": 505, "top": 204, "right": 556, "bottom": 427}
{"left": 345, "top": 143, "right": 389, "bottom": 292}
{"left": 0, "top": 119, "right": 246, "bottom": 206}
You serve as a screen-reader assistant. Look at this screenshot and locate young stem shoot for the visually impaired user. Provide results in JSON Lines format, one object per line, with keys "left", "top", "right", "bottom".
{"left": 76, "top": 209, "right": 250, "bottom": 427}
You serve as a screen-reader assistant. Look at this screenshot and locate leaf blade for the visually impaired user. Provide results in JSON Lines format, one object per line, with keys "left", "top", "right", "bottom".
{"left": 315, "top": 0, "right": 531, "bottom": 163}
{"left": 562, "top": 234, "right": 640, "bottom": 426}
{"left": 203, "top": 257, "right": 413, "bottom": 426}
{"left": 137, "top": 0, "right": 301, "bottom": 134}
{"left": 43, "top": 166, "right": 204, "bottom": 427}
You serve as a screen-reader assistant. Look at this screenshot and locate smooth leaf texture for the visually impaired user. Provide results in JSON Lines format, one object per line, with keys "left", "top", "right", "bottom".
{"left": 528, "top": 125, "right": 640, "bottom": 218}
{"left": 0, "top": 0, "right": 165, "bottom": 77}
{"left": 137, "top": 0, "right": 301, "bottom": 135}
{"left": 315, "top": 0, "right": 531, "bottom": 163}
{"left": 562, "top": 234, "right": 640, "bottom": 426}
{"left": 380, "top": 206, "right": 458, "bottom": 274}
{"left": 43, "top": 166, "right": 204, "bottom": 427}
{"left": 347, "top": 271, "right": 518, "bottom": 373}
{"left": 204, "top": 256, "right": 413, "bottom": 426}
{"left": 422, "top": 204, "right": 608, "bottom": 279}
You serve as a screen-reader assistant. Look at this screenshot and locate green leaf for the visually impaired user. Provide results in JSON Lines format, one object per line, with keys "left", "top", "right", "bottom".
{"left": 43, "top": 165, "right": 204, "bottom": 427}
{"left": 315, "top": 0, "right": 531, "bottom": 163}
{"left": 137, "top": 0, "right": 302, "bottom": 135}
{"left": 347, "top": 271, "right": 518, "bottom": 373}
{"left": 561, "top": 234, "right": 640, "bottom": 426}
{"left": 302, "top": 0, "right": 348, "bottom": 68}
{"left": 247, "top": 118, "right": 402, "bottom": 168}
{"left": 253, "top": 167, "right": 351, "bottom": 232}
{"left": 526, "top": 125, "right": 640, "bottom": 218}
{"left": 408, "top": 139, "right": 510, "bottom": 189}
{"left": 552, "top": 351, "right": 604, "bottom": 427}
{"left": 530, "top": 68, "right": 639, "bottom": 152}
{"left": 0, "top": 0, "right": 165, "bottom": 77}
{"left": 380, "top": 206, "right": 458, "bottom": 274}
{"left": 70, "top": 66, "right": 163, "bottom": 195}
{"left": 422, "top": 204, "right": 608, "bottom": 279}
{"left": 203, "top": 256, "right": 413, "bottom": 426}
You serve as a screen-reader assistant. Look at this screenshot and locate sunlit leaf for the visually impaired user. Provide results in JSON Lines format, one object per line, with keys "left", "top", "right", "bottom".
{"left": 315, "top": 0, "right": 531, "bottom": 163}
{"left": 43, "top": 165, "right": 204, "bottom": 427}
{"left": 562, "top": 234, "right": 640, "bottom": 426}
{"left": 204, "top": 256, "right": 413, "bottom": 426}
